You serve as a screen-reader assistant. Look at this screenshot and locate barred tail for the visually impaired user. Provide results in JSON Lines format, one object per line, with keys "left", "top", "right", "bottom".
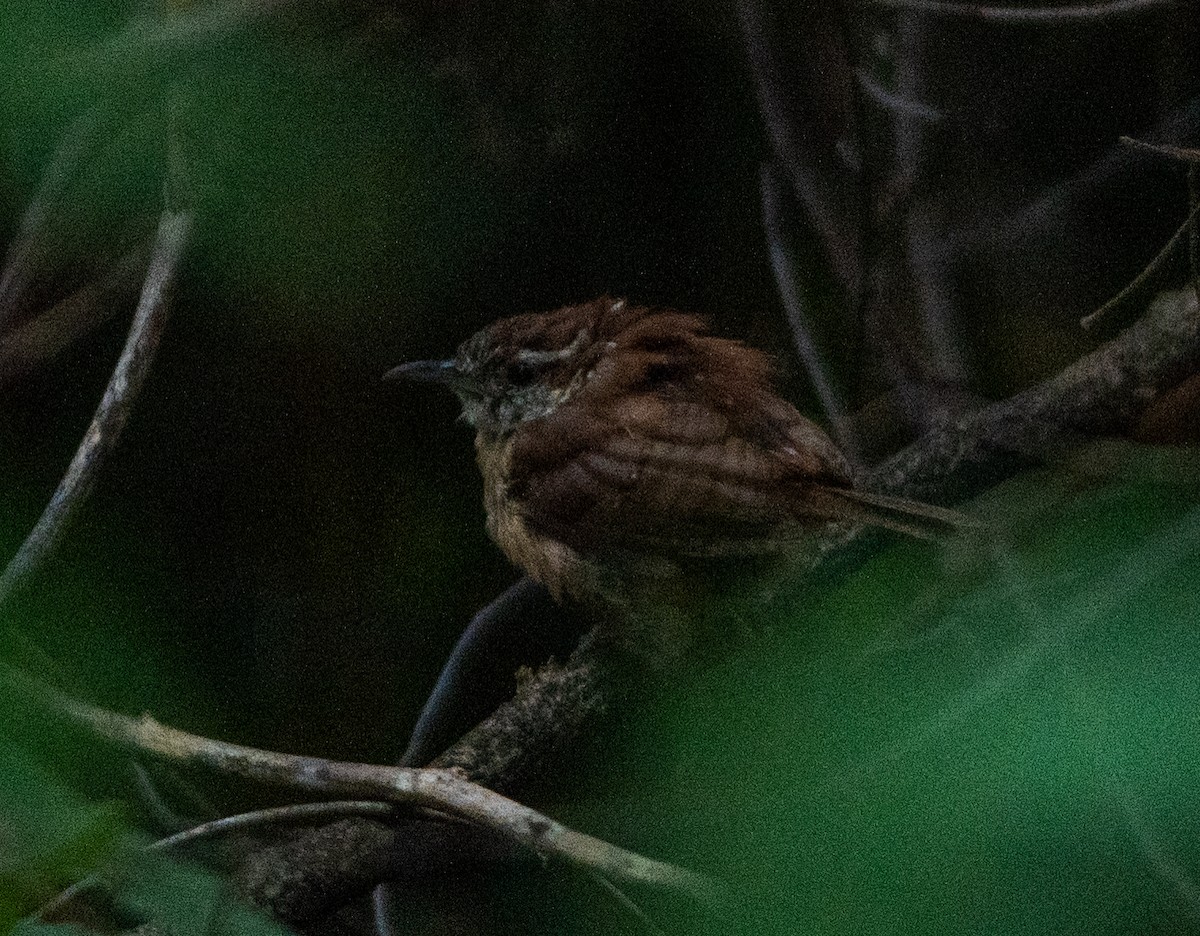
{"left": 813, "top": 486, "right": 983, "bottom": 540}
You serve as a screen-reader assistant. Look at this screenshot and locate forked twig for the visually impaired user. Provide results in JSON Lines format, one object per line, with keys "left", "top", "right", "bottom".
{"left": 0, "top": 208, "right": 193, "bottom": 609}
{"left": 11, "top": 674, "right": 721, "bottom": 906}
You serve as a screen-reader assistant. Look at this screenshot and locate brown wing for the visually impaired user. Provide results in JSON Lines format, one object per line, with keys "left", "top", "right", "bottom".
{"left": 508, "top": 390, "right": 853, "bottom": 559}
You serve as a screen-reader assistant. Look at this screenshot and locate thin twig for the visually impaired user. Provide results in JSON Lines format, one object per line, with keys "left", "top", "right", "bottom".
{"left": 589, "top": 871, "right": 670, "bottom": 936}
{"left": 1081, "top": 137, "right": 1200, "bottom": 329}
{"left": 1188, "top": 165, "right": 1199, "bottom": 308}
{"left": 131, "top": 761, "right": 190, "bottom": 834}
{"left": 153, "top": 801, "right": 402, "bottom": 852}
{"left": 11, "top": 675, "right": 721, "bottom": 905}
{"left": 736, "top": 0, "right": 863, "bottom": 303}
{"left": 133, "top": 759, "right": 220, "bottom": 827}
{"left": 0, "top": 110, "right": 105, "bottom": 335}
{"left": 1081, "top": 197, "right": 1200, "bottom": 330}
{"left": 37, "top": 801, "right": 400, "bottom": 924}
{"left": 854, "top": 70, "right": 943, "bottom": 123}
{"left": 760, "top": 163, "right": 860, "bottom": 463}
{"left": 1118, "top": 135, "right": 1200, "bottom": 163}
{"left": 0, "top": 208, "right": 193, "bottom": 609}
{"left": 865, "top": 0, "right": 1176, "bottom": 23}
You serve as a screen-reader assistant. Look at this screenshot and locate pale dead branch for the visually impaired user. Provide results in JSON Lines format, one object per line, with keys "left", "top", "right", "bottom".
{"left": 0, "top": 208, "right": 192, "bottom": 609}
{"left": 13, "top": 674, "right": 721, "bottom": 907}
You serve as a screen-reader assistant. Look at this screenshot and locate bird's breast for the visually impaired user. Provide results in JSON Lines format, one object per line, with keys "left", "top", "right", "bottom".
{"left": 475, "top": 433, "right": 591, "bottom": 604}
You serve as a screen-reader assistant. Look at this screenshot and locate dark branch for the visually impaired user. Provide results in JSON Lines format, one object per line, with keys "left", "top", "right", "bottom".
{"left": 864, "top": 0, "right": 1177, "bottom": 23}
{"left": 736, "top": 0, "right": 863, "bottom": 303}
{"left": 877, "top": 289, "right": 1200, "bottom": 502}
{"left": 760, "top": 163, "right": 860, "bottom": 462}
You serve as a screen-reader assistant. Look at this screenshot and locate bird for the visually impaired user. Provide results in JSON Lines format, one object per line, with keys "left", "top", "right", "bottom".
{"left": 386, "top": 297, "right": 975, "bottom": 665}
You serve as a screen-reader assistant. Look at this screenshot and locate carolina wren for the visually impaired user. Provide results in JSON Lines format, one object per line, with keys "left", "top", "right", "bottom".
{"left": 387, "top": 298, "right": 973, "bottom": 662}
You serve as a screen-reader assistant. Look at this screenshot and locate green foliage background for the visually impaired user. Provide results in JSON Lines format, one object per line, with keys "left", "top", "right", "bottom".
{"left": 549, "top": 451, "right": 1200, "bottom": 935}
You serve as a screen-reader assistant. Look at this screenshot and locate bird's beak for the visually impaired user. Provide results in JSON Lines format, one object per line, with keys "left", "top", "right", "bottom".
{"left": 383, "top": 359, "right": 460, "bottom": 386}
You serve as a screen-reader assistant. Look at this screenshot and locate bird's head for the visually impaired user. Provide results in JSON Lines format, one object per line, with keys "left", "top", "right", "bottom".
{"left": 385, "top": 299, "right": 627, "bottom": 437}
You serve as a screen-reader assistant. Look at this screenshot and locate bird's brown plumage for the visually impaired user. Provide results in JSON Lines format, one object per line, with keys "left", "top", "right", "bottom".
{"left": 392, "top": 298, "right": 976, "bottom": 660}
{"left": 393, "top": 296, "right": 974, "bottom": 638}
{"left": 479, "top": 300, "right": 965, "bottom": 581}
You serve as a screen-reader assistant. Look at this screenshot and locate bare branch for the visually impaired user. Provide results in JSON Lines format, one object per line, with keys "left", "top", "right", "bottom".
{"left": 0, "top": 208, "right": 192, "bottom": 610}
{"left": 14, "top": 675, "right": 721, "bottom": 906}
{"left": 881, "top": 288, "right": 1200, "bottom": 501}
{"left": 864, "top": 0, "right": 1177, "bottom": 23}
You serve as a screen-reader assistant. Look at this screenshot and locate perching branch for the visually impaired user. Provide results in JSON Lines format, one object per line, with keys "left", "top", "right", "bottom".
{"left": 875, "top": 288, "right": 1199, "bottom": 503}
{"left": 15, "top": 674, "right": 720, "bottom": 908}
{"left": 0, "top": 207, "right": 192, "bottom": 610}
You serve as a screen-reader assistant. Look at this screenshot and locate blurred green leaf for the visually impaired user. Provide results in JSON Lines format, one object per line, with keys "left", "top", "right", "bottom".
{"left": 119, "top": 851, "right": 294, "bottom": 936}
{"left": 561, "top": 449, "right": 1200, "bottom": 935}
{"left": 10, "top": 921, "right": 92, "bottom": 936}
{"left": 0, "top": 748, "right": 122, "bottom": 930}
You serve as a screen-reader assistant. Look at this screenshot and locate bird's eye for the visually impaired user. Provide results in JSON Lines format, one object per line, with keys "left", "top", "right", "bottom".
{"left": 505, "top": 360, "right": 538, "bottom": 387}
